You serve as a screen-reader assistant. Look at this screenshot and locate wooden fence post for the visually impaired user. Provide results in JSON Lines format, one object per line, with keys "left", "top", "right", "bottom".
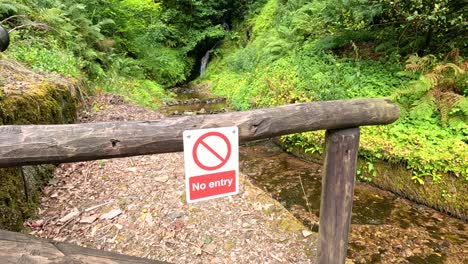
{"left": 318, "top": 127, "right": 360, "bottom": 264}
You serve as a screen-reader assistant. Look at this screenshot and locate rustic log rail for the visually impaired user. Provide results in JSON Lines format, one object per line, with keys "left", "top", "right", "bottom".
{"left": 0, "top": 98, "right": 398, "bottom": 167}
{"left": 0, "top": 98, "right": 399, "bottom": 264}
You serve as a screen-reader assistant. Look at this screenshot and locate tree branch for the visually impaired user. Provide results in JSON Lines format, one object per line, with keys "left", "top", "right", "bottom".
{"left": 8, "top": 23, "right": 49, "bottom": 33}
{"left": 0, "top": 15, "right": 27, "bottom": 25}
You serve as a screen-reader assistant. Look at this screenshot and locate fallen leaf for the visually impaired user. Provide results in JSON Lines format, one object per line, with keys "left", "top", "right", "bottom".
{"left": 91, "top": 225, "right": 98, "bottom": 237}
{"left": 126, "top": 167, "right": 138, "bottom": 172}
{"left": 145, "top": 214, "right": 154, "bottom": 227}
{"left": 173, "top": 220, "right": 185, "bottom": 231}
{"left": 203, "top": 236, "right": 213, "bottom": 245}
{"left": 401, "top": 248, "right": 413, "bottom": 258}
{"left": 164, "top": 230, "right": 175, "bottom": 239}
{"left": 48, "top": 178, "right": 59, "bottom": 186}
{"left": 30, "top": 220, "right": 44, "bottom": 228}
{"left": 204, "top": 244, "right": 217, "bottom": 254}
{"left": 59, "top": 209, "right": 80, "bottom": 223}
{"left": 53, "top": 236, "right": 67, "bottom": 242}
{"left": 168, "top": 212, "right": 184, "bottom": 220}
{"left": 100, "top": 209, "right": 122, "bottom": 220}
{"left": 302, "top": 230, "right": 313, "bottom": 238}
{"left": 80, "top": 215, "right": 98, "bottom": 224}
{"left": 154, "top": 176, "right": 169, "bottom": 182}
{"left": 270, "top": 253, "right": 284, "bottom": 262}
{"left": 85, "top": 200, "right": 114, "bottom": 212}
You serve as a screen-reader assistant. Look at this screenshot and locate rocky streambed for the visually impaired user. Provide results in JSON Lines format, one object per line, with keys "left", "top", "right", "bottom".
{"left": 240, "top": 141, "right": 467, "bottom": 264}
{"left": 159, "top": 85, "right": 228, "bottom": 116}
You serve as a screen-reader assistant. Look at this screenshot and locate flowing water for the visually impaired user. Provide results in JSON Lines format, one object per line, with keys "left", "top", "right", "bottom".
{"left": 167, "top": 85, "right": 467, "bottom": 263}
{"left": 200, "top": 50, "right": 210, "bottom": 76}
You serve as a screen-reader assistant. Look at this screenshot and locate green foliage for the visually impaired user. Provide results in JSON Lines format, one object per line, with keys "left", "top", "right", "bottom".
{"left": 102, "top": 78, "right": 172, "bottom": 109}
{"left": 139, "top": 47, "right": 190, "bottom": 87}
{"left": 252, "top": 0, "right": 278, "bottom": 35}
{"left": 320, "top": 0, "right": 468, "bottom": 55}
{"left": 281, "top": 119, "right": 468, "bottom": 185}
{"left": 8, "top": 36, "right": 81, "bottom": 77}
{"left": 2, "top": 0, "right": 466, "bottom": 184}
{"left": 225, "top": 46, "right": 258, "bottom": 73}
{"left": 322, "top": 0, "right": 385, "bottom": 31}
{"left": 288, "top": 1, "right": 327, "bottom": 40}
{"left": 202, "top": 0, "right": 468, "bottom": 185}
{"left": 357, "top": 161, "right": 378, "bottom": 183}
{"left": 281, "top": 131, "right": 325, "bottom": 156}
{"left": 1, "top": 0, "right": 264, "bottom": 107}
{"left": 393, "top": 53, "right": 468, "bottom": 134}
{"left": 0, "top": 1, "right": 29, "bottom": 16}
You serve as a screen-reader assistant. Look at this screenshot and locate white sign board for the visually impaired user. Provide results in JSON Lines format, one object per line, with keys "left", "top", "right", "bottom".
{"left": 183, "top": 126, "right": 239, "bottom": 203}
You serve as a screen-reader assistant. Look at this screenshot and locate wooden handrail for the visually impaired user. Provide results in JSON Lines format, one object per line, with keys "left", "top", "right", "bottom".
{"left": 0, "top": 98, "right": 398, "bottom": 168}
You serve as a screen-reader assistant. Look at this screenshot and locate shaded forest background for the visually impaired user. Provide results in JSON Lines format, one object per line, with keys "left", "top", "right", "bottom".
{"left": 0, "top": 0, "right": 467, "bottom": 189}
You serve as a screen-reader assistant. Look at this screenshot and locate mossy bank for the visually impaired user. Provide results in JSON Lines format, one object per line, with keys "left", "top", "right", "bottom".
{"left": 0, "top": 60, "right": 77, "bottom": 230}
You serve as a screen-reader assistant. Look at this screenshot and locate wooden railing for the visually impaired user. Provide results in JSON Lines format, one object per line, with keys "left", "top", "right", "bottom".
{"left": 0, "top": 98, "right": 399, "bottom": 264}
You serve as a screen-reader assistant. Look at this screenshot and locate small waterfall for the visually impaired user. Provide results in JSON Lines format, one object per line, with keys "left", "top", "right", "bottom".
{"left": 222, "top": 22, "right": 230, "bottom": 31}
{"left": 200, "top": 50, "right": 210, "bottom": 76}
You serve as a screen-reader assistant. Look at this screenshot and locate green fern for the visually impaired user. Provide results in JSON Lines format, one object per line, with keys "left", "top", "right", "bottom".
{"left": 448, "top": 98, "right": 468, "bottom": 132}
{"left": 409, "top": 95, "right": 438, "bottom": 121}
{"left": 394, "top": 53, "right": 467, "bottom": 131}
{"left": 0, "top": 1, "right": 30, "bottom": 17}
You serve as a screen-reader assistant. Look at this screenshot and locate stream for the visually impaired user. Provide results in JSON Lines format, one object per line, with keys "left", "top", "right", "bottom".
{"left": 162, "top": 85, "right": 467, "bottom": 264}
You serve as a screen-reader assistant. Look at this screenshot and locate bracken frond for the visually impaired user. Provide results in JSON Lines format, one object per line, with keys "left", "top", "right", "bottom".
{"left": 405, "top": 54, "right": 437, "bottom": 72}
{"left": 432, "top": 63, "right": 464, "bottom": 75}
{"left": 424, "top": 72, "right": 442, "bottom": 86}
{"left": 430, "top": 88, "right": 464, "bottom": 122}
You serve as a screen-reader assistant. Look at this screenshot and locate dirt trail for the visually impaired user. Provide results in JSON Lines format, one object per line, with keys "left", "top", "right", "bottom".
{"left": 26, "top": 94, "right": 317, "bottom": 264}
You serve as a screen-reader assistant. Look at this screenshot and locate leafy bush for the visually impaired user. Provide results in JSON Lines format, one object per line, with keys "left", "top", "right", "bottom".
{"left": 8, "top": 37, "right": 81, "bottom": 77}
{"left": 320, "top": 0, "right": 468, "bottom": 55}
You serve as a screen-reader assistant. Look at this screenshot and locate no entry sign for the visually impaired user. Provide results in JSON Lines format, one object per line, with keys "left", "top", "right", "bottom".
{"left": 183, "top": 127, "right": 239, "bottom": 203}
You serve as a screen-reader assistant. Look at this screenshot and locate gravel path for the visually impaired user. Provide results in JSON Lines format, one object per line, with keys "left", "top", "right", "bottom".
{"left": 26, "top": 94, "right": 318, "bottom": 263}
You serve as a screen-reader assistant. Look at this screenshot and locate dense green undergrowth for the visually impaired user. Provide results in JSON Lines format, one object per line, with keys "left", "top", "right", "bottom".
{"left": 1, "top": 0, "right": 256, "bottom": 108}
{"left": 201, "top": 0, "right": 467, "bottom": 186}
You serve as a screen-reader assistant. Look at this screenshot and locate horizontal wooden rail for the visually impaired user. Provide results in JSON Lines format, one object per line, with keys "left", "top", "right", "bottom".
{"left": 0, "top": 98, "right": 399, "bottom": 168}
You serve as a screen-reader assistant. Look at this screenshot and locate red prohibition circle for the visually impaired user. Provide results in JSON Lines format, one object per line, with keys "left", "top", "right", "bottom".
{"left": 192, "top": 132, "right": 231, "bottom": 171}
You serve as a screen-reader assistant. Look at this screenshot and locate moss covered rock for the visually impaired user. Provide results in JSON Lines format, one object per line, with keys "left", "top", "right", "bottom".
{"left": 0, "top": 59, "right": 78, "bottom": 230}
